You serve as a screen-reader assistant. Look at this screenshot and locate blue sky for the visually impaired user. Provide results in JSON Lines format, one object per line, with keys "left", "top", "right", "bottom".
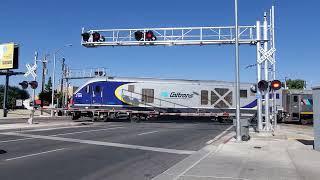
{"left": 1, "top": 0, "right": 319, "bottom": 90}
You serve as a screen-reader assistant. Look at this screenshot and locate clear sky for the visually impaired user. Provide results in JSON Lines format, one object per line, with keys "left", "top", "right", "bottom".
{"left": 1, "top": 0, "right": 319, "bottom": 91}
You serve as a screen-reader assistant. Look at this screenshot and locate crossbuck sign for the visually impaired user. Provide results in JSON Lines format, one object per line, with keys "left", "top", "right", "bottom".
{"left": 24, "top": 63, "right": 37, "bottom": 78}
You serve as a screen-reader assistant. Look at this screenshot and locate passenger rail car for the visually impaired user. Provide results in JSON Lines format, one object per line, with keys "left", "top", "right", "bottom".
{"left": 281, "top": 89, "right": 313, "bottom": 124}
{"left": 70, "top": 77, "right": 272, "bottom": 121}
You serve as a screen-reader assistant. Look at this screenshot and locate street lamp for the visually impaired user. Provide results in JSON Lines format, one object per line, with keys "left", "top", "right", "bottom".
{"left": 51, "top": 44, "right": 72, "bottom": 117}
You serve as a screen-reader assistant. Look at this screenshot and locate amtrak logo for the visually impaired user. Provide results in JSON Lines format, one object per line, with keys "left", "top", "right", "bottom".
{"left": 161, "top": 91, "right": 193, "bottom": 99}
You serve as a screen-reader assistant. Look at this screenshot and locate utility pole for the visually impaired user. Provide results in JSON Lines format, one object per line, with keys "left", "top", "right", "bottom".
{"left": 64, "top": 66, "right": 69, "bottom": 108}
{"left": 60, "top": 58, "right": 65, "bottom": 108}
{"left": 40, "top": 54, "right": 48, "bottom": 115}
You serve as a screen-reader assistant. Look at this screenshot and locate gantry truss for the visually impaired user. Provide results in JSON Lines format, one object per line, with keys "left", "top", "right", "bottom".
{"left": 81, "top": 25, "right": 270, "bottom": 47}
{"left": 64, "top": 67, "right": 107, "bottom": 80}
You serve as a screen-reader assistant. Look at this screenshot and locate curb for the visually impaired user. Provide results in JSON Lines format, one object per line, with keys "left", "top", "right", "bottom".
{"left": 0, "top": 116, "right": 68, "bottom": 120}
{"left": 0, "top": 121, "right": 94, "bottom": 132}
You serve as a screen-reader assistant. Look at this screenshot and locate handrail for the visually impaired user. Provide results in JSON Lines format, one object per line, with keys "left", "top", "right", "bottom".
{"left": 120, "top": 89, "right": 226, "bottom": 113}
{"left": 121, "top": 89, "right": 197, "bottom": 110}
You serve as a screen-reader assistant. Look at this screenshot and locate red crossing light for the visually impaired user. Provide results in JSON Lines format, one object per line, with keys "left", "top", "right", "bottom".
{"left": 270, "top": 80, "right": 282, "bottom": 91}
{"left": 29, "top": 81, "right": 38, "bottom": 89}
{"left": 145, "top": 30, "right": 157, "bottom": 41}
{"left": 92, "top": 32, "right": 101, "bottom": 42}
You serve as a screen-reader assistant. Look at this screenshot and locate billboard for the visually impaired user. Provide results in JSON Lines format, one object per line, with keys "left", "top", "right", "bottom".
{"left": 0, "top": 43, "right": 19, "bottom": 70}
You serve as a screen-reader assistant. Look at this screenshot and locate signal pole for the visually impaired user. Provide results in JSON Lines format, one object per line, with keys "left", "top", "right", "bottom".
{"left": 32, "top": 52, "right": 38, "bottom": 108}
{"left": 2, "top": 70, "right": 9, "bottom": 117}
{"left": 234, "top": 0, "right": 241, "bottom": 141}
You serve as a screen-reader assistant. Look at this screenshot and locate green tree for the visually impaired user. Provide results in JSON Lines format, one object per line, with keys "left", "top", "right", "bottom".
{"left": 285, "top": 79, "right": 305, "bottom": 89}
{"left": 0, "top": 85, "right": 30, "bottom": 109}
{"left": 45, "top": 77, "right": 52, "bottom": 92}
{"left": 38, "top": 77, "right": 52, "bottom": 105}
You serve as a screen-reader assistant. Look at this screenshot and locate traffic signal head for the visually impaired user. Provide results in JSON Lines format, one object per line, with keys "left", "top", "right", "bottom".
{"left": 19, "top": 81, "right": 28, "bottom": 89}
{"left": 81, "top": 32, "right": 90, "bottom": 42}
{"left": 29, "top": 81, "right": 38, "bottom": 89}
{"left": 270, "top": 80, "right": 282, "bottom": 91}
{"left": 92, "top": 32, "right": 100, "bottom": 42}
{"left": 258, "top": 80, "right": 269, "bottom": 91}
{"left": 134, "top": 31, "right": 144, "bottom": 41}
{"left": 145, "top": 30, "right": 157, "bottom": 41}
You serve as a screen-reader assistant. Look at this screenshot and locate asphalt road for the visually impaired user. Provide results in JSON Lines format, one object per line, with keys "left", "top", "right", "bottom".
{"left": 0, "top": 119, "right": 232, "bottom": 180}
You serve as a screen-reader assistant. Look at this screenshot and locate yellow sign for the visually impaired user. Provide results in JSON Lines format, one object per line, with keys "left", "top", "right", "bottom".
{"left": 0, "top": 43, "right": 15, "bottom": 69}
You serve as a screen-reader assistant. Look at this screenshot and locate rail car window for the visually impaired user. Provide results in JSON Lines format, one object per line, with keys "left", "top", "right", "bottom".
{"left": 201, "top": 90, "right": 208, "bottom": 105}
{"left": 294, "top": 96, "right": 298, "bottom": 102}
{"left": 95, "top": 86, "right": 101, "bottom": 93}
{"left": 276, "top": 93, "right": 280, "bottom": 99}
{"left": 224, "top": 91, "right": 233, "bottom": 105}
{"left": 215, "top": 101, "right": 228, "bottom": 108}
{"left": 142, "top": 89, "right": 154, "bottom": 103}
{"left": 211, "top": 91, "right": 219, "bottom": 105}
{"left": 215, "top": 88, "right": 228, "bottom": 96}
{"left": 240, "top": 90, "right": 248, "bottom": 98}
{"left": 128, "top": 85, "right": 134, "bottom": 93}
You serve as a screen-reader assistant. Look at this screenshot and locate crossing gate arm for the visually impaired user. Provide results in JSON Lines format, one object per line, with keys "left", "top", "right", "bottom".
{"left": 81, "top": 25, "right": 261, "bottom": 47}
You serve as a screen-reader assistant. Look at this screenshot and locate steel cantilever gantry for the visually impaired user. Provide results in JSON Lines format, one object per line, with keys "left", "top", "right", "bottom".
{"left": 81, "top": 26, "right": 259, "bottom": 47}
{"left": 80, "top": 6, "right": 277, "bottom": 133}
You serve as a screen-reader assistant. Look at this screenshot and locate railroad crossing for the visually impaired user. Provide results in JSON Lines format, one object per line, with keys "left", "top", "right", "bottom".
{"left": 80, "top": 6, "right": 277, "bottom": 134}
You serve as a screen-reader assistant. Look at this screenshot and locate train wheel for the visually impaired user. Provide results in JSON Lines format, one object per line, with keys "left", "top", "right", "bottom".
{"left": 301, "top": 119, "right": 309, "bottom": 125}
{"left": 130, "top": 115, "right": 140, "bottom": 123}
{"left": 217, "top": 117, "right": 224, "bottom": 123}
{"left": 72, "top": 112, "right": 80, "bottom": 120}
{"left": 103, "top": 116, "right": 109, "bottom": 122}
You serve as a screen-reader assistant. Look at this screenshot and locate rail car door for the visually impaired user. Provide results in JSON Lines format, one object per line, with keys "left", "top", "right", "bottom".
{"left": 290, "top": 94, "right": 300, "bottom": 121}
{"left": 92, "top": 84, "right": 104, "bottom": 105}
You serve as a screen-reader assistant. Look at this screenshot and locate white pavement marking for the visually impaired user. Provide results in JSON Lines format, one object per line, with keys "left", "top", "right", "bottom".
{"left": 19, "top": 125, "right": 98, "bottom": 132}
{"left": 51, "top": 127, "right": 124, "bottom": 136}
{"left": 0, "top": 127, "right": 123, "bottom": 144}
{"left": 0, "top": 138, "right": 34, "bottom": 144}
{"left": 5, "top": 148, "right": 66, "bottom": 161}
{"left": 206, "top": 125, "right": 234, "bottom": 145}
{"left": 138, "top": 131, "right": 159, "bottom": 136}
{"left": 2, "top": 132, "right": 195, "bottom": 155}
{"left": 179, "top": 174, "right": 250, "bottom": 180}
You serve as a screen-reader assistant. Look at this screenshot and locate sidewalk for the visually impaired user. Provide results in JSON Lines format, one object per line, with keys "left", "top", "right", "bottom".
{"left": 0, "top": 109, "right": 51, "bottom": 119}
{"left": 0, "top": 117, "right": 93, "bottom": 132}
{"left": 153, "top": 124, "right": 319, "bottom": 180}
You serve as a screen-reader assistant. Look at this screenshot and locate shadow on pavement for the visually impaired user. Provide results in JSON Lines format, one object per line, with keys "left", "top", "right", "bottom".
{"left": 0, "top": 149, "right": 7, "bottom": 154}
{"left": 296, "top": 139, "right": 314, "bottom": 146}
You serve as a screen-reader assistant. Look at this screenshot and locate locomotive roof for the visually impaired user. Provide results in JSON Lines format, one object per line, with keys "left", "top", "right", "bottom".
{"left": 85, "top": 76, "right": 253, "bottom": 85}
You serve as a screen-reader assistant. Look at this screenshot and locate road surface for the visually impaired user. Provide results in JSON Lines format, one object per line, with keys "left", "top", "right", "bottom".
{"left": 0, "top": 119, "right": 232, "bottom": 180}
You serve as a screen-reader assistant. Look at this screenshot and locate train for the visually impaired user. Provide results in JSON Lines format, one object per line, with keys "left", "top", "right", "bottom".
{"left": 67, "top": 76, "right": 313, "bottom": 124}
{"left": 281, "top": 89, "right": 313, "bottom": 124}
